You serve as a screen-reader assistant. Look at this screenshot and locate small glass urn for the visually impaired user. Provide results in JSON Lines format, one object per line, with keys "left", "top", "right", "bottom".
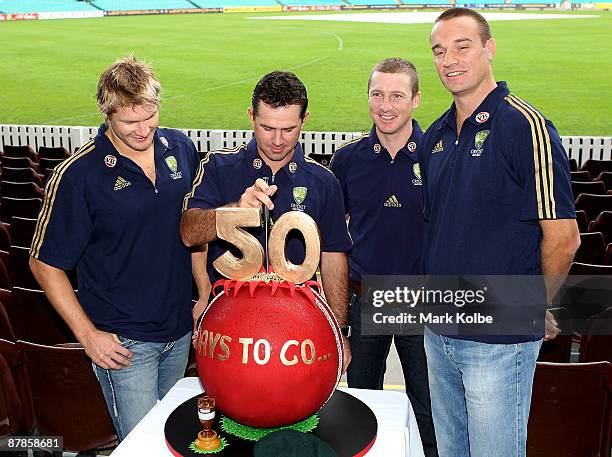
{"left": 195, "top": 395, "right": 220, "bottom": 451}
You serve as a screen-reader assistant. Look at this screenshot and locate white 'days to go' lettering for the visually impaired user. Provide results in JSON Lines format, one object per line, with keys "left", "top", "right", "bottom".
{"left": 197, "top": 330, "right": 317, "bottom": 367}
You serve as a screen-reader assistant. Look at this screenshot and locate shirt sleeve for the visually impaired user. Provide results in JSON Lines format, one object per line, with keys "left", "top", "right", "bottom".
{"left": 329, "top": 150, "right": 349, "bottom": 212}
{"left": 319, "top": 176, "right": 352, "bottom": 253}
{"left": 30, "top": 171, "right": 93, "bottom": 270}
{"left": 514, "top": 118, "right": 576, "bottom": 221}
{"left": 184, "top": 154, "right": 224, "bottom": 210}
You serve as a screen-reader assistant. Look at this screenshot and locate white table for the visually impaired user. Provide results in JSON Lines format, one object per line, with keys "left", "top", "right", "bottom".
{"left": 112, "top": 377, "right": 424, "bottom": 457}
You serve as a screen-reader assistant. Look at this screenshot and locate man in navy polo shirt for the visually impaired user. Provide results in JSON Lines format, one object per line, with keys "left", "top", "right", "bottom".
{"left": 29, "top": 56, "right": 208, "bottom": 440}
{"left": 420, "top": 9, "right": 580, "bottom": 457}
{"left": 331, "top": 58, "right": 437, "bottom": 457}
{"left": 181, "top": 71, "right": 353, "bottom": 373}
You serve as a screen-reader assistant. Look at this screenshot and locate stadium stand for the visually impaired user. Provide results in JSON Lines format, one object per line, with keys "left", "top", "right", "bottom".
{"left": 281, "top": 0, "right": 344, "bottom": 5}
{"left": 571, "top": 180, "right": 607, "bottom": 199}
{"left": 192, "top": 0, "right": 279, "bottom": 6}
{"left": 91, "top": 0, "right": 198, "bottom": 10}
{"left": 348, "top": 0, "right": 399, "bottom": 5}
{"left": 570, "top": 171, "right": 592, "bottom": 182}
{"left": 0, "top": 0, "right": 99, "bottom": 13}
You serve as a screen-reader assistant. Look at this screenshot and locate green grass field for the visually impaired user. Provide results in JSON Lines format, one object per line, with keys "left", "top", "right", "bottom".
{"left": 0, "top": 9, "right": 610, "bottom": 135}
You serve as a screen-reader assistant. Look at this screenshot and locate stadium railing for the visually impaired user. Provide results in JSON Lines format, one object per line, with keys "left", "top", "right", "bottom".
{"left": 0, "top": 124, "right": 610, "bottom": 166}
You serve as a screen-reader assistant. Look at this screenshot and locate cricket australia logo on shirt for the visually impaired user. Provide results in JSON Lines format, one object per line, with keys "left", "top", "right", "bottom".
{"left": 471, "top": 130, "right": 490, "bottom": 157}
{"left": 165, "top": 156, "right": 182, "bottom": 180}
{"left": 113, "top": 176, "right": 131, "bottom": 191}
{"left": 384, "top": 194, "right": 401, "bottom": 208}
{"left": 432, "top": 140, "right": 444, "bottom": 154}
{"left": 412, "top": 163, "right": 422, "bottom": 186}
{"left": 291, "top": 186, "right": 307, "bottom": 211}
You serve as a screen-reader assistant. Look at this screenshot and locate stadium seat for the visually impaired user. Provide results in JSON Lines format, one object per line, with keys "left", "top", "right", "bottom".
{"left": 0, "top": 352, "right": 22, "bottom": 439}
{"left": 0, "top": 224, "right": 10, "bottom": 251}
{"left": 0, "top": 181, "right": 44, "bottom": 200}
{"left": 0, "top": 338, "right": 34, "bottom": 435}
{"left": 576, "top": 210, "right": 589, "bottom": 232}
{"left": 38, "top": 146, "right": 69, "bottom": 160}
{"left": 588, "top": 211, "right": 612, "bottom": 244}
{"left": 1, "top": 156, "right": 39, "bottom": 171}
{"left": 575, "top": 194, "right": 612, "bottom": 221}
{"left": 570, "top": 171, "right": 592, "bottom": 182}
{"left": 572, "top": 180, "right": 606, "bottom": 199}
{"left": 0, "top": 168, "right": 43, "bottom": 186}
{"left": 569, "top": 158, "right": 578, "bottom": 172}
{"left": 307, "top": 153, "right": 332, "bottom": 167}
{"left": 9, "top": 217, "right": 37, "bottom": 249}
{"left": 527, "top": 361, "right": 612, "bottom": 457}
{"left": 8, "top": 246, "right": 40, "bottom": 290}
{"left": 575, "top": 232, "right": 606, "bottom": 265}
{"left": 1, "top": 145, "right": 37, "bottom": 162}
{"left": 0, "top": 197, "right": 42, "bottom": 224}
{"left": 579, "top": 307, "right": 612, "bottom": 363}
{"left": 39, "top": 157, "right": 64, "bottom": 174}
{"left": 570, "top": 262, "right": 612, "bottom": 275}
{"left": 10, "top": 287, "right": 75, "bottom": 345}
{"left": 580, "top": 159, "right": 612, "bottom": 180}
{"left": 16, "top": 340, "right": 118, "bottom": 452}
{"left": 595, "top": 171, "right": 612, "bottom": 191}
{"left": 606, "top": 243, "right": 612, "bottom": 266}
{"left": 537, "top": 307, "right": 572, "bottom": 363}
{"left": 0, "top": 256, "right": 11, "bottom": 291}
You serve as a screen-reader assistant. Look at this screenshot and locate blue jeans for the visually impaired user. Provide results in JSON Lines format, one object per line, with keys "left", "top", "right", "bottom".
{"left": 424, "top": 327, "right": 542, "bottom": 457}
{"left": 347, "top": 289, "right": 438, "bottom": 457}
{"left": 93, "top": 331, "right": 191, "bottom": 440}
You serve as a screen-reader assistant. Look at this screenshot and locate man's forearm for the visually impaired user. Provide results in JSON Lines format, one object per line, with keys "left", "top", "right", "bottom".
{"left": 320, "top": 252, "right": 349, "bottom": 327}
{"left": 29, "top": 257, "right": 96, "bottom": 342}
{"left": 181, "top": 208, "right": 218, "bottom": 247}
{"left": 192, "top": 246, "right": 212, "bottom": 301}
{"left": 540, "top": 219, "right": 580, "bottom": 302}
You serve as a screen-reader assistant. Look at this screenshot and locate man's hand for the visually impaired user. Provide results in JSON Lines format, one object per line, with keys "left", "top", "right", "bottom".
{"left": 239, "top": 178, "right": 277, "bottom": 210}
{"left": 192, "top": 298, "right": 208, "bottom": 348}
{"left": 544, "top": 309, "right": 561, "bottom": 341}
{"left": 341, "top": 335, "right": 352, "bottom": 374}
{"left": 82, "top": 329, "right": 133, "bottom": 370}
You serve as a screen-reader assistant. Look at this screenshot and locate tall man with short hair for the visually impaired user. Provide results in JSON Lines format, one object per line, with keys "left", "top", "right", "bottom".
{"left": 181, "top": 71, "right": 352, "bottom": 372}
{"left": 29, "top": 56, "right": 208, "bottom": 440}
{"left": 420, "top": 9, "right": 580, "bottom": 457}
{"left": 331, "top": 57, "right": 437, "bottom": 457}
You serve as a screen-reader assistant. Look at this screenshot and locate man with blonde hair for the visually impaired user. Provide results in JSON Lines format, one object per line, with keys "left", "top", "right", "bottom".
{"left": 30, "top": 55, "right": 207, "bottom": 440}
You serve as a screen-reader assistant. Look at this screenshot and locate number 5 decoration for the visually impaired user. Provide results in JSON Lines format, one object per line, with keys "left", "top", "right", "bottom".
{"left": 213, "top": 207, "right": 321, "bottom": 284}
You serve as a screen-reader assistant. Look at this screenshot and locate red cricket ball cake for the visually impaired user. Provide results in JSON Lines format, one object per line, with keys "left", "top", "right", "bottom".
{"left": 194, "top": 273, "right": 344, "bottom": 428}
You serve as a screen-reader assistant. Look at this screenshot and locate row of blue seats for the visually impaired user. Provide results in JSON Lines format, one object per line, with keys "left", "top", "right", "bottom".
{"left": 0, "top": 0, "right": 562, "bottom": 14}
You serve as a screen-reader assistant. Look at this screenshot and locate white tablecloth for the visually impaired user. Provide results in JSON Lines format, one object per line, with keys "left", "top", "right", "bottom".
{"left": 111, "top": 377, "right": 424, "bottom": 457}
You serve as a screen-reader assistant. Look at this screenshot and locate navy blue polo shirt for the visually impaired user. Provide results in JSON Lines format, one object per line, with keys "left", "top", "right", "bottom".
{"left": 419, "top": 81, "right": 575, "bottom": 343}
{"left": 331, "top": 121, "right": 424, "bottom": 281}
{"left": 30, "top": 124, "right": 200, "bottom": 342}
{"left": 184, "top": 138, "right": 352, "bottom": 284}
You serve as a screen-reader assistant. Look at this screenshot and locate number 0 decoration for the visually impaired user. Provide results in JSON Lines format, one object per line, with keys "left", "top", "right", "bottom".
{"left": 195, "top": 207, "right": 343, "bottom": 429}
{"left": 213, "top": 207, "right": 321, "bottom": 283}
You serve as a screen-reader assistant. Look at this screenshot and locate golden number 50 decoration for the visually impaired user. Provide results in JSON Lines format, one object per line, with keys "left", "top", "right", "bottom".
{"left": 213, "top": 207, "right": 321, "bottom": 284}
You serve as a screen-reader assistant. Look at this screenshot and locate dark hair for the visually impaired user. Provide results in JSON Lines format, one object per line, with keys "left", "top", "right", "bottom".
{"left": 252, "top": 71, "right": 308, "bottom": 119}
{"left": 367, "top": 57, "right": 419, "bottom": 97}
{"left": 435, "top": 8, "right": 492, "bottom": 45}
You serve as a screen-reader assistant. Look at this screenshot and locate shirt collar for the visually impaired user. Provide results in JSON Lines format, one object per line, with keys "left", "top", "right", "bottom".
{"left": 366, "top": 120, "right": 422, "bottom": 161}
{"left": 246, "top": 137, "right": 304, "bottom": 181}
{"left": 96, "top": 123, "right": 172, "bottom": 174}
{"left": 438, "top": 81, "right": 510, "bottom": 131}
